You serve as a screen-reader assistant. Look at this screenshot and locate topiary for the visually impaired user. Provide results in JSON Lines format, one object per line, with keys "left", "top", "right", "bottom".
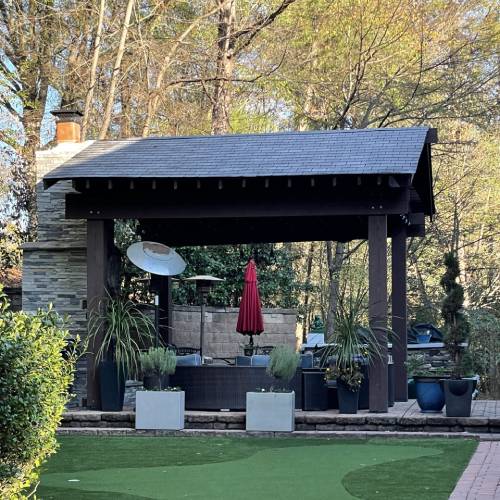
{"left": 440, "top": 252, "right": 471, "bottom": 378}
{"left": 139, "top": 347, "right": 177, "bottom": 390}
{"left": 0, "top": 287, "right": 78, "bottom": 498}
{"left": 267, "top": 346, "right": 300, "bottom": 388}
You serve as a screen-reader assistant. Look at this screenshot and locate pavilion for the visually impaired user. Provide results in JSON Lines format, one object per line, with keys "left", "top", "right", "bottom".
{"left": 43, "top": 120, "right": 437, "bottom": 412}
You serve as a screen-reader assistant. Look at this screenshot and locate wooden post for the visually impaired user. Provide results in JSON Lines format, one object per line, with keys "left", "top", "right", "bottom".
{"left": 86, "top": 219, "right": 114, "bottom": 410}
{"left": 368, "top": 215, "right": 389, "bottom": 412}
{"left": 151, "top": 275, "right": 173, "bottom": 345}
{"left": 392, "top": 221, "right": 408, "bottom": 401}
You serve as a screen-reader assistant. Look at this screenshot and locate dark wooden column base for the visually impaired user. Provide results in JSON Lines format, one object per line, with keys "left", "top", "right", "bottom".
{"left": 86, "top": 219, "right": 114, "bottom": 410}
{"left": 368, "top": 215, "right": 389, "bottom": 412}
{"left": 392, "top": 221, "right": 408, "bottom": 402}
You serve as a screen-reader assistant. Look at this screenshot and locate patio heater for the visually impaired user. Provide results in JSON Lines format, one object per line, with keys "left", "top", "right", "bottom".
{"left": 127, "top": 241, "right": 186, "bottom": 346}
{"left": 184, "top": 275, "right": 224, "bottom": 358}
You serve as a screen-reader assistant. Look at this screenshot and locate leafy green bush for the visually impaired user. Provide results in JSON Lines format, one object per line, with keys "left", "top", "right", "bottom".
{"left": 267, "top": 346, "right": 300, "bottom": 384}
{"left": 469, "top": 309, "right": 500, "bottom": 398}
{"left": 0, "top": 288, "right": 77, "bottom": 498}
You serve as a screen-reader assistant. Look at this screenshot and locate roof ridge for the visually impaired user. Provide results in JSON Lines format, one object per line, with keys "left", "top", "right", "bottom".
{"left": 92, "top": 127, "right": 430, "bottom": 144}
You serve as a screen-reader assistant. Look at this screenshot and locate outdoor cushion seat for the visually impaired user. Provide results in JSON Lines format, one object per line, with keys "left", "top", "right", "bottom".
{"left": 176, "top": 353, "right": 202, "bottom": 366}
{"left": 251, "top": 354, "right": 270, "bottom": 367}
{"left": 300, "top": 352, "right": 314, "bottom": 369}
{"left": 235, "top": 355, "right": 252, "bottom": 366}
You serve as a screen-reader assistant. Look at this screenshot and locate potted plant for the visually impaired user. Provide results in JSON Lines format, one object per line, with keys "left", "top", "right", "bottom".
{"left": 440, "top": 252, "right": 474, "bottom": 417}
{"left": 246, "top": 345, "right": 300, "bottom": 432}
{"left": 88, "top": 294, "right": 154, "bottom": 411}
{"left": 136, "top": 348, "right": 184, "bottom": 430}
{"left": 407, "top": 354, "right": 446, "bottom": 412}
{"left": 139, "top": 347, "right": 177, "bottom": 390}
{"left": 321, "top": 291, "right": 382, "bottom": 414}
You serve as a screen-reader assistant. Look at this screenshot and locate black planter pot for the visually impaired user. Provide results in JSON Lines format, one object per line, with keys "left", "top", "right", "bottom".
{"left": 143, "top": 374, "right": 170, "bottom": 391}
{"left": 143, "top": 374, "right": 160, "bottom": 390}
{"left": 303, "top": 371, "right": 328, "bottom": 411}
{"left": 99, "top": 359, "right": 125, "bottom": 411}
{"left": 337, "top": 379, "right": 359, "bottom": 414}
{"left": 443, "top": 379, "right": 474, "bottom": 417}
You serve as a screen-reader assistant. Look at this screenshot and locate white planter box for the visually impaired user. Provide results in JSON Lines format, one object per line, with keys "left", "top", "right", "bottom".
{"left": 246, "top": 391, "right": 295, "bottom": 432}
{"left": 135, "top": 390, "right": 185, "bottom": 430}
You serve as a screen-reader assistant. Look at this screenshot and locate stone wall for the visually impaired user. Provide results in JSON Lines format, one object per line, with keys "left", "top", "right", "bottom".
{"left": 23, "top": 142, "right": 93, "bottom": 407}
{"left": 4, "top": 287, "right": 22, "bottom": 311}
{"left": 407, "top": 346, "right": 452, "bottom": 374}
{"left": 171, "top": 305, "right": 298, "bottom": 358}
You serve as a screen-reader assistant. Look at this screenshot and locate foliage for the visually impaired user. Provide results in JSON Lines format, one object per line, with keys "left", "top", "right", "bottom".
{"left": 320, "top": 286, "right": 382, "bottom": 390}
{"left": 139, "top": 347, "right": 177, "bottom": 377}
{"left": 440, "top": 253, "right": 471, "bottom": 378}
{"left": 405, "top": 353, "right": 434, "bottom": 378}
{"left": 88, "top": 294, "right": 154, "bottom": 379}
{"left": 173, "top": 243, "right": 302, "bottom": 308}
{"left": 0, "top": 287, "right": 77, "bottom": 499}
{"left": 267, "top": 345, "right": 300, "bottom": 384}
{"left": 468, "top": 309, "right": 500, "bottom": 398}
{"left": 330, "top": 364, "right": 364, "bottom": 392}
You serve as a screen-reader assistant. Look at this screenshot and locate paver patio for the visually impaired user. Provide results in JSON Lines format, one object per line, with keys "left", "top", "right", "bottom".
{"left": 450, "top": 441, "right": 500, "bottom": 499}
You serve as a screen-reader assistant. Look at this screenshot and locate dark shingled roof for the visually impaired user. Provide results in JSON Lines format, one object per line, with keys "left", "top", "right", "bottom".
{"left": 44, "top": 127, "right": 437, "bottom": 186}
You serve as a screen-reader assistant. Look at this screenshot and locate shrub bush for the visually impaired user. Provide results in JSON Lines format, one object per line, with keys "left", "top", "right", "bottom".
{"left": 0, "top": 288, "right": 77, "bottom": 498}
{"left": 267, "top": 345, "right": 300, "bottom": 384}
{"left": 469, "top": 309, "right": 500, "bottom": 398}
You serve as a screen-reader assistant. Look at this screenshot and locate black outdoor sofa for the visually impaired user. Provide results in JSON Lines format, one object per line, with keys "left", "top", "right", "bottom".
{"left": 170, "top": 366, "right": 303, "bottom": 411}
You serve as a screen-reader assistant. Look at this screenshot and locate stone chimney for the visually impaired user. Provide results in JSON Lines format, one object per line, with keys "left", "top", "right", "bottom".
{"left": 51, "top": 109, "right": 83, "bottom": 143}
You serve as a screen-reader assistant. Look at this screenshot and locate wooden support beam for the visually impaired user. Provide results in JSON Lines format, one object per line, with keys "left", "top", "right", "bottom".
{"left": 368, "top": 215, "right": 389, "bottom": 412}
{"left": 66, "top": 189, "right": 410, "bottom": 220}
{"left": 86, "top": 219, "right": 114, "bottom": 410}
{"left": 392, "top": 221, "right": 408, "bottom": 402}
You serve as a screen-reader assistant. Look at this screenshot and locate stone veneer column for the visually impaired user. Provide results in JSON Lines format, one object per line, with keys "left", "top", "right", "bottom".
{"left": 22, "top": 141, "right": 93, "bottom": 407}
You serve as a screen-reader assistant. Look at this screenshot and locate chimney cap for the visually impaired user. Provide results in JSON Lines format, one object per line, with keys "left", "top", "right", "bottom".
{"left": 51, "top": 109, "right": 83, "bottom": 121}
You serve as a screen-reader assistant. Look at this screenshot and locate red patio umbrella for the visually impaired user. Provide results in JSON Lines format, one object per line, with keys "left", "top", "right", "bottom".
{"left": 236, "top": 259, "right": 264, "bottom": 346}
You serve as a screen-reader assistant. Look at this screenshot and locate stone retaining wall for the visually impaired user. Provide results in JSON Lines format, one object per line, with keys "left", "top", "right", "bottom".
{"left": 60, "top": 410, "right": 500, "bottom": 433}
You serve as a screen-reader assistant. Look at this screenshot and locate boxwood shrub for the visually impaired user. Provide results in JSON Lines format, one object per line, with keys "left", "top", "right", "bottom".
{"left": 0, "top": 288, "right": 77, "bottom": 498}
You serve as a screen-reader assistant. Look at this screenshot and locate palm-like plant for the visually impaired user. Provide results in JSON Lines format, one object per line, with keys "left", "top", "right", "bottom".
{"left": 321, "top": 287, "right": 383, "bottom": 390}
{"left": 88, "top": 293, "right": 155, "bottom": 378}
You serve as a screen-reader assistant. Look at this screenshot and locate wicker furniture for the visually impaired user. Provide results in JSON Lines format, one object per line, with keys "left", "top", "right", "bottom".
{"left": 170, "top": 366, "right": 303, "bottom": 411}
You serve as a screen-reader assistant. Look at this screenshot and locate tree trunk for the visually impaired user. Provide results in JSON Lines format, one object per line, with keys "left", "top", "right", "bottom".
{"left": 325, "top": 241, "right": 345, "bottom": 339}
{"left": 211, "top": 0, "right": 236, "bottom": 135}
{"left": 82, "top": 0, "right": 106, "bottom": 141}
{"left": 302, "top": 241, "right": 316, "bottom": 340}
{"left": 98, "top": 0, "right": 135, "bottom": 140}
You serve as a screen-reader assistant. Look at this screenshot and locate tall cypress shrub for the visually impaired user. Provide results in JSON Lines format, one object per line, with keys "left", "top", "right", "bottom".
{"left": 440, "top": 252, "right": 470, "bottom": 378}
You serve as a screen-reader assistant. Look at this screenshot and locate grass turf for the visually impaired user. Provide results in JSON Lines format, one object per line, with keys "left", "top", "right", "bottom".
{"left": 38, "top": 436, "right": 476, "bottom": 500}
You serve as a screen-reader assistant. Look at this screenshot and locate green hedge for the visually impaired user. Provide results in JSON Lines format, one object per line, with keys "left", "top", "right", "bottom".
{"left": 0, "top": 288, "right": 77, "bottom": 498}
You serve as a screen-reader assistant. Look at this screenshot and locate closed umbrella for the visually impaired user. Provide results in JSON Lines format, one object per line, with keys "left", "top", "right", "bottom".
{"left": 236, "top": 259, "right": 264, "bottom": 347}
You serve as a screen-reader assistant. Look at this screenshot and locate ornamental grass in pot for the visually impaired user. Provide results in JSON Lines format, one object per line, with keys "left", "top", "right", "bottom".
{"left": 246, "top": 345, "right": 300, "bottom": 432}
{"left": 88, "top": 293, "right": 154, "bottom": 411}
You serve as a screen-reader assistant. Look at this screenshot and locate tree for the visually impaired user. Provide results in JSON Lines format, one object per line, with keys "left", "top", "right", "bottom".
{"left": 441, "top": 252, "right": 470, "bottom": 378}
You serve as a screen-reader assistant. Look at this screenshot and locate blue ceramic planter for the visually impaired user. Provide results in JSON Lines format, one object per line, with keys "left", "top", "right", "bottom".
{"left": 416, "top": 333, "right": 432, "bottom": 344}
{"left": 414, "top": 377, "right": 445, "bottom": 413}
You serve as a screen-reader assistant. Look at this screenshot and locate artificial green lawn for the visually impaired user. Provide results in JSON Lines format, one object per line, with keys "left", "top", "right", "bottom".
{"left": 38, "top": 436, "right": 476, "bottom": 500}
